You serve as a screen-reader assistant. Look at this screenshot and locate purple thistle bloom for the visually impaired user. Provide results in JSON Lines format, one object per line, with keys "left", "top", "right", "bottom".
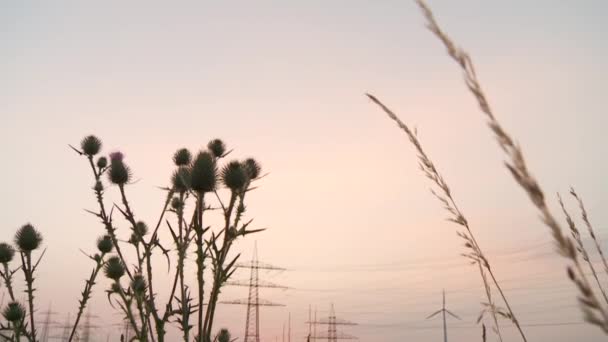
{"left": 109, "top": 151, "right": 124, "bottom": 162}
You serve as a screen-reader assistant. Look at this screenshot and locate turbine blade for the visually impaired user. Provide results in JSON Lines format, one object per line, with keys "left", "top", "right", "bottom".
{"left": 446, "top": 310, "right": 461, "bottom": 320}
{"left": 426, "top": 310, "right": 442, "bottom": 319}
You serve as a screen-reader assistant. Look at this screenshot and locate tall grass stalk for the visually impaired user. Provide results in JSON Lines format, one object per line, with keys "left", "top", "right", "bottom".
{"left": 366, "top": 93, "right": 519, "bottom": 341}
{"left": 413, "top": 0, "right": 608, "bottom": 332}
{"left": 558, "top": 194, "right": 608, "bottom": 306}
{"left": 570, "top": 188, "right": 608, "bottom": 277}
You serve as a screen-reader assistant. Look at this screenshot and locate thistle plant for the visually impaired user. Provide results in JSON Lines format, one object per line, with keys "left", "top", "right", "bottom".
{"left": 69, "top": 135, "right": 265, "bottom": 342}
{"left": 68, "top": 235, "right": 113, "bottom": 342}
{"left": 0, "top": 244, "right": 16, "bottom": 302}
{"left": 14, "top": 224, "right": 44, "bottom": 342}
{"left": 2, "top": 302, "right": 26, "bottom": 341}
{"left": 215, "top": 328, "right": 232, "bottom": 342}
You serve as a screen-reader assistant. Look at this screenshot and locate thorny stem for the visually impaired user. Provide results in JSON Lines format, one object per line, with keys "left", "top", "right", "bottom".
{"left": 118, "top": 185, "right": 144, "bottom": 270}
{"left": 68, "top": 254, "right": 106, "bottom": 342}
{"left": 204, "top": 191, "right": 243, "bottom": 341}
{"left": 175, "top": 192, "right": 192, "bottom": 341}
{"left": 1, "top": 263, "right": 16, "bottom": 301}
{"left": 135, "top": 294, "right": 149, "bottom": 341}
{"left": 21, "top": 252, "right": 37, "bottom": 342}
{"left": 119, "top": 185, "right": 170, "bottom": 342}
{"left": 116, "top": 282, "right": 142, "bottom": 341}
{"left": 195, "top": 193, "right": 206, "bottom": 342}
{"left": 86, "top": 156, "right": 133, "bottom": 281}
{"left": 12, "top": 321, "right": 21, "bottom": 342}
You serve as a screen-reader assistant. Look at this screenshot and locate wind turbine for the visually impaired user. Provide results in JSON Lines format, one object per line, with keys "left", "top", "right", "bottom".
{"left": 426, "top": 290, "right": 460, "bottom": 342}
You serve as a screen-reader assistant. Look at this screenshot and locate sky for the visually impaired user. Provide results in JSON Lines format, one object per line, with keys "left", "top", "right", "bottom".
{"left": 2, "top": 0, "right": 608, "bottom": 341}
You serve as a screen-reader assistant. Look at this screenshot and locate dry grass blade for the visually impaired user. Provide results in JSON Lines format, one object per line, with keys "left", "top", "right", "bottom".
{"left": 558, "top": 194, "right": 608, "bottom": 306}
{"left": 570, "top": 188, "right": 608, "bottom": 277}
{"left": 413, "top": 0, "right": 608, "bottom": 333}
{"left": 366, "top": 93, "right": 507, "bottom": 341}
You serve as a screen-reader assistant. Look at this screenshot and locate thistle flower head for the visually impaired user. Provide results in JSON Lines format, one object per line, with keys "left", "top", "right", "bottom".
{"left": 243, "top": 158, "right": 261, "bottom": 180}
{"left": 134, "top": 221, "right": 148, "bottom": 237}
{"left": 104, "top": 256, "right": 125, "bottom": 280}
{"left": 96, "top": 235, "right": 113, "bottom": 254}
{"left": 190, "top": 151, "right": 217, "bottom": 192}
{"left": 97, "top": 156, "right": 108, "bottom": 169}
{"left": 208, "top": 139, "right": 226, "bottom": 158}
{"left": 0, "top": 243, "right": 15, "bottom": 264}
{"left": 171, "top": 167, "right": 191, "bottom": 193}
{"left": 81, "top": 135, "right": 102, "bottom": 156}
{"left": 173, "top": 148, "right": 192, "bottom": 166}
{"left": 221, "top": 161, "right": 248, "bottom": 191}
{"left": 2, "top": 302, "right": 25, "bottom": 322}
{"left": 14, "top": 224, "right": 42, "bottom": 252}
{"left": 108, "top": 151, "right": 131, "bottom": 185}
{"left": 131, "top": 274, "right": 147, "bottom": 295}
{"left": 109, "top": 152, "right": 124, "bottom": 162}
{"left": 217, "top": 328, "right": 231, "bottom": 342}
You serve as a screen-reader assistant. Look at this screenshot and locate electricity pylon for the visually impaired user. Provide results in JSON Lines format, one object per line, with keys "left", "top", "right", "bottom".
{"left": 39, "top": 302, "right": 60, "bottom": 342}
{"left": 307, "top": 304, "right": 357, "bottom": 341}
{"left": 282, "top": 312, "right": 291, "bottom": 342}
{"left": 79, "top": 310, "right": 101, "bottom": 342}
{"left": 220, "top": 244, "right": 287, "bottom": 342}
{"left": 426, "top": 290, "right": 460, "bottom": 342}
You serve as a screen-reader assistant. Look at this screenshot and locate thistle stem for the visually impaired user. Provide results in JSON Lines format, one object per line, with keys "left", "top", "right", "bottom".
{"left": 68, "top": 254, "right": 105, "bottom": 342}
{"left": 195, "top": 193, "right": 206, "bottom": 342}
{"left": 1, "top": 263, "right": 16, "bottom": 301}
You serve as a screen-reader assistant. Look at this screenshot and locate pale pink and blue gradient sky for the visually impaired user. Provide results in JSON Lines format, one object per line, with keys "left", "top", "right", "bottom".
{"left": 2, "top": 1, "right": 608, "bottom": 341}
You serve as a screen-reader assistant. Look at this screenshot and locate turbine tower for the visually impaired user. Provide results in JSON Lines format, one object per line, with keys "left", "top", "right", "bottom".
{"left": 426, "top": 290, "right": 460, "bottom": 342}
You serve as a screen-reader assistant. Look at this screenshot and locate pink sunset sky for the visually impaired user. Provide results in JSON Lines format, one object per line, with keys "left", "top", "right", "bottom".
{"left": 2, "top": 1, "right": 608, "bottom": 341}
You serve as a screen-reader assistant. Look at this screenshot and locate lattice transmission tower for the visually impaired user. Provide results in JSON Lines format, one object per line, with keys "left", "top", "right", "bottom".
{"left": 307, "top": 304, "right": 357, "bottom": 342}
{"left": 39, "top": 302, "right": 60, "bottom": 342}
{"left": 220, "top": 244, "right": 287, "bottom": 342}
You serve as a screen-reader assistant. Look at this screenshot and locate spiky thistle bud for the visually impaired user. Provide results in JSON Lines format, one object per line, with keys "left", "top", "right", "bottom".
{"left": 221, "top": 161, "right": 247, "bottom": 191}
{"left": 14, "top": 224, "right": 42, "bottom": 252}
{"left": 190, "top": 151, "right": 216, "bottom": 192}
{"left": 243, "top": 158, "right": 261, "bottom": 180}
{"left": 173, "top": 148, "right": 192, "bottom": 166}
{"left": 207, "top": 139, "right": 226, "bottom": 158}
{"left": 96, "top": 235, "right": 113, "bottom": 254}
{"left": 81, "top": 135, "right": 102, "bottom": 156}
{"left": 110, "top": 282, "right": 121, "bottom": 293}
{"left": 0, "top": 243, "right": 15, "bottom": 264}
{"left": 171, "top": 167, "right": 191, "bottom": 193}
{"left": 2, "top": 302, "right": 25, "bottom": 322}
{"left": 134, "top": 221, "right": 148, "bottom": 237}
{"left": 108, "top": 152, "right": 131, "bottom": 185}
{"left": 217, "top": 328, "right": 231, "bottom": 342}
{"left": 131, "top": 274, "right": 147, "bottom": 295}
{"left": 171, "top": 197, "right": 184, "bottom": 210}
{"left": 97, "top": 156, "right": 108, "bottom": 169}
{"left": 104, "top": 256, "right": 125, "bottom": 280}
{"left": 226, "top": 226, "right": 238, "bottom": 240}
